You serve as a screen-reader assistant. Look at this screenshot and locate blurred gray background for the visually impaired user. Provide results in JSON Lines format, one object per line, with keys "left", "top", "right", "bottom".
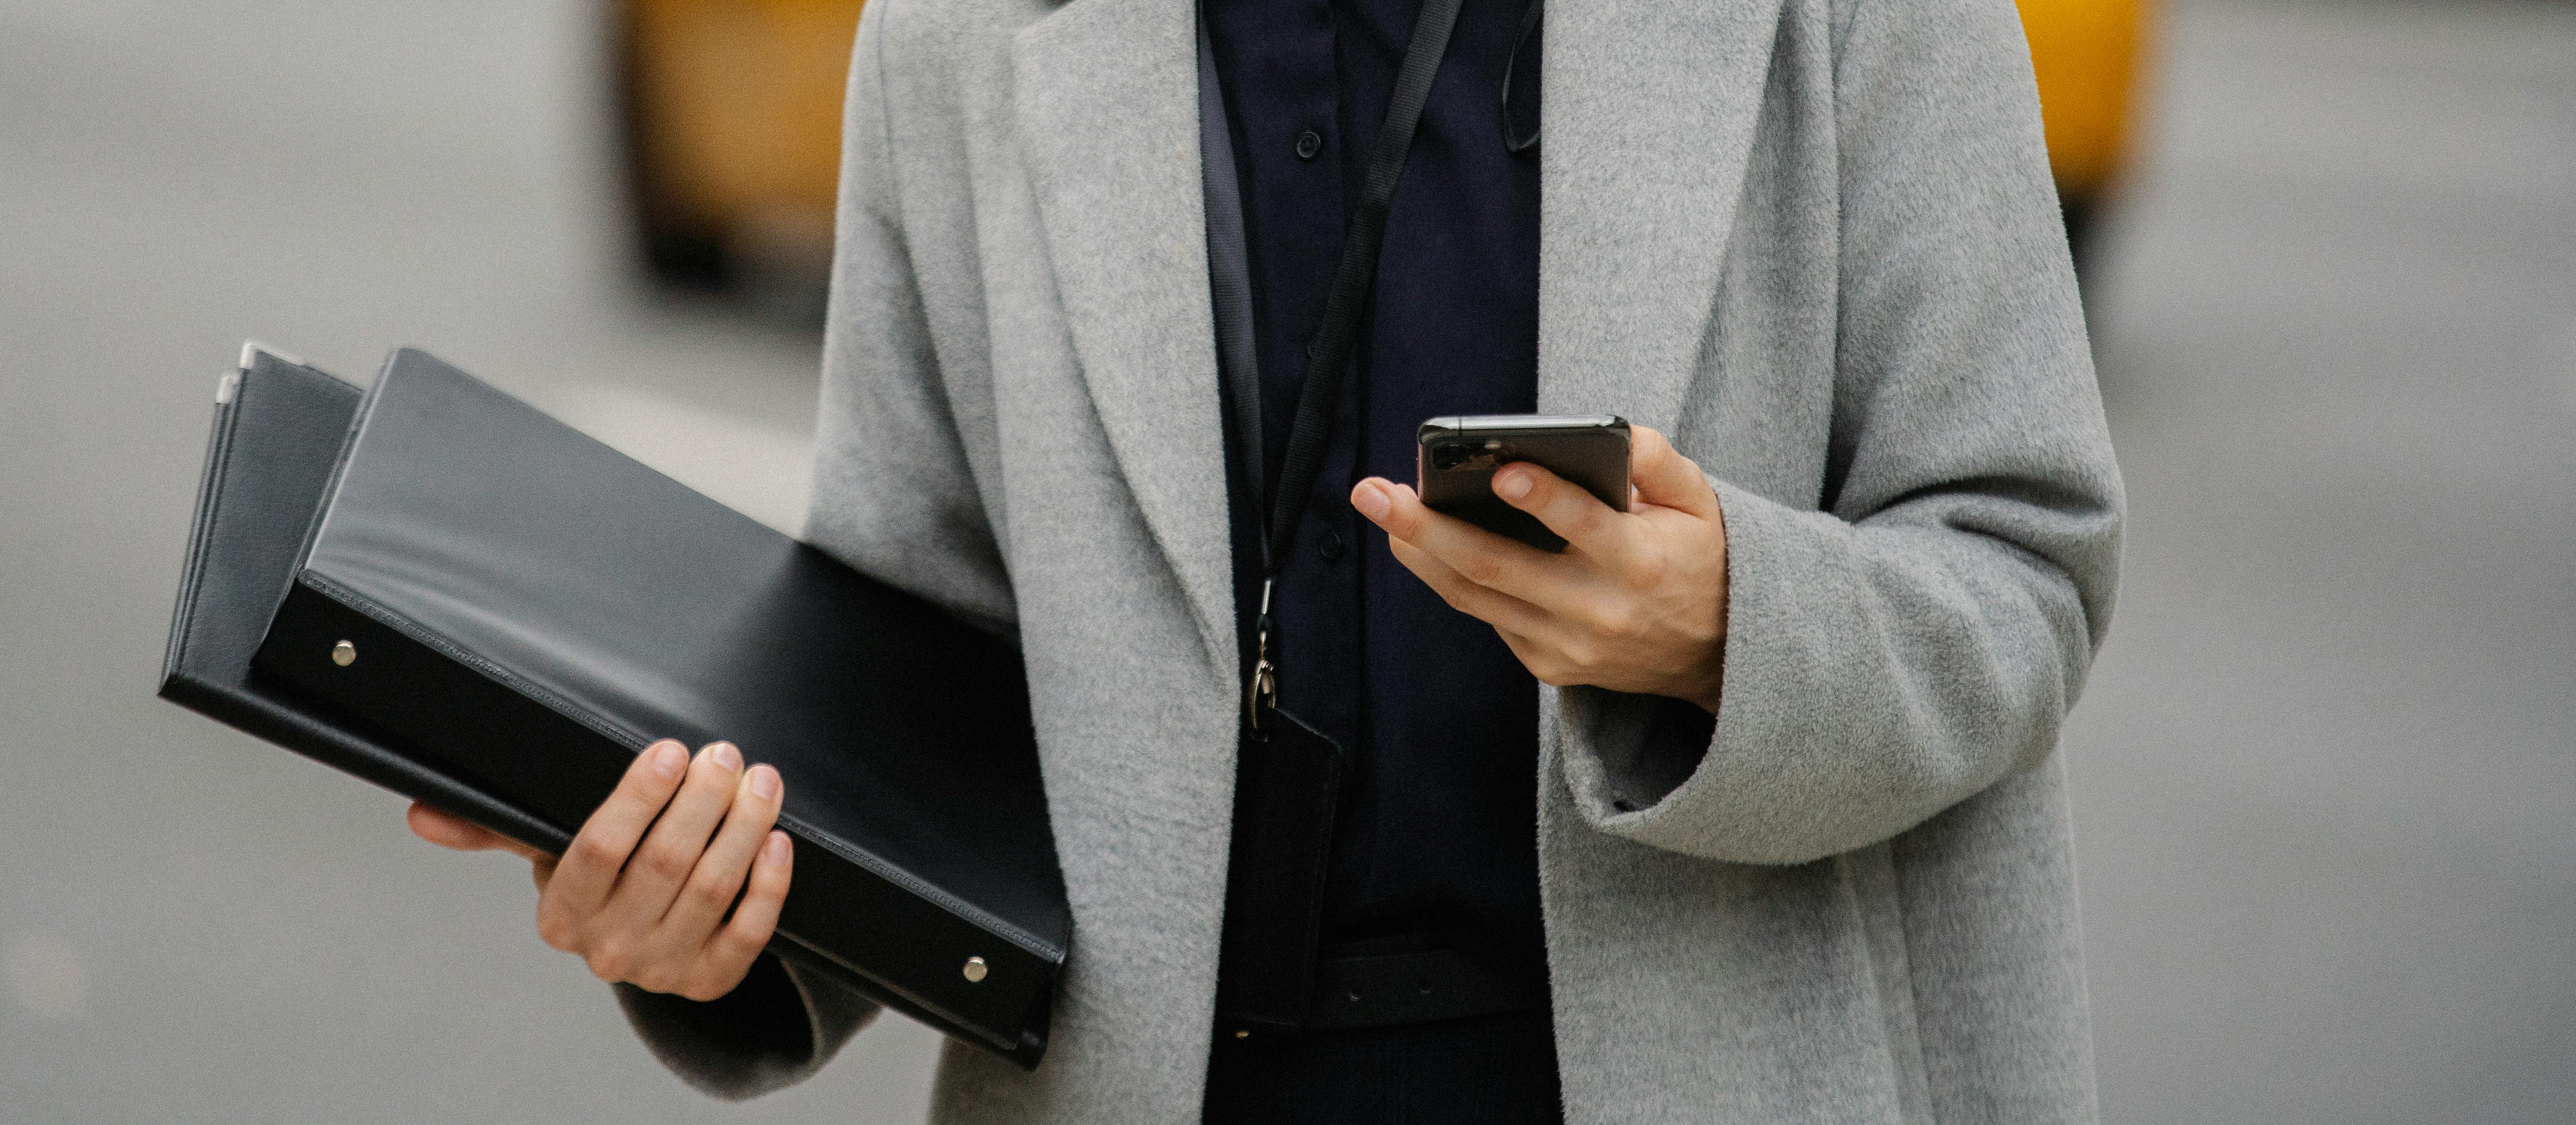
{"left": 2, "top": 0, "right": 2570, "bottom": 1120}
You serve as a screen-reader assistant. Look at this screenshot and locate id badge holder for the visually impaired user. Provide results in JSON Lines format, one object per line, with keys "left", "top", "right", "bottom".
{"left": 1212, "top": 703, "right": 1346, "bottom": 1033}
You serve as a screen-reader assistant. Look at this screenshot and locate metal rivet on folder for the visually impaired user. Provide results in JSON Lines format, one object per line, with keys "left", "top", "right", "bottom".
{"left": 962, "top": 956, "right": 988, "bottom": 983}
{"left": 331, "top": 640, "right": 356, "bottom": 667}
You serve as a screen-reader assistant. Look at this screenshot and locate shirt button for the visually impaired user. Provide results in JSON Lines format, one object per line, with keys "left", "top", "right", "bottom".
{"left": 1320, "top": 530, "right": 1346, "bottom": 561}
{"left": 1295, "top": 130, "right": 1323, "bottom": 160}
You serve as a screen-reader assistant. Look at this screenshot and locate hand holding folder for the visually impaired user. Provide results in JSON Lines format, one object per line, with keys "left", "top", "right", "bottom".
{"left": 161, "top": 346, "right": 1067, "bottom": 1066}
{"left": 411, "top": 737, "right": 796, "bottom": 1004}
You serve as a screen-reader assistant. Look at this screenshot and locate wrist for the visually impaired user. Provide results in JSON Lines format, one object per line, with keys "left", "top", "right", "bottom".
{"left": 1683, "top": 675, "right": 1724, "bottom": 717}
{"left": 1681, "top": 638, "right": 1726, "bottom": 716}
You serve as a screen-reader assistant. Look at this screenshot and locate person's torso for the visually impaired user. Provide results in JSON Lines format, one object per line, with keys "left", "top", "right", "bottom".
{"left": 832, "top": 1, "right": 2092, "bottom": 1118}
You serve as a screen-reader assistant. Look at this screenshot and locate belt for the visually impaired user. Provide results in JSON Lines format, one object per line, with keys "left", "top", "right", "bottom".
{"left": 1223, "top": 947, "right": 1551, "bottom": 1038}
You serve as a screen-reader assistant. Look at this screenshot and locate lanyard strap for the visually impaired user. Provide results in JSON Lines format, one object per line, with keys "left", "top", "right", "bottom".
{"left": 1198, "top": 18, "right": 1265, "bottom": 530}
{"left": 1198, "top": 0, "right": 1466, "bottom": 727}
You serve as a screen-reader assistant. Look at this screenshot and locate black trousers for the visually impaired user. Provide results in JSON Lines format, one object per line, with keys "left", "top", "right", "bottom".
{"left": 1202, "top": 1012, "right": 1565, "bottom": 1125}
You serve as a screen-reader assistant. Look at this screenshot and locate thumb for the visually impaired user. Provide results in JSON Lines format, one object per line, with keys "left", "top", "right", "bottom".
{"left": 1628, "top": 425, "right": 1720, "bottom": 517}
{"left": 407, "top": 802, "right": 548, "bottom": 863}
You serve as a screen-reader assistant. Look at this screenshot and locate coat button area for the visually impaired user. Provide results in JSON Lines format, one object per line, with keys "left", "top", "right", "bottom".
{"left": 1295, "top": 130, "right": 1323, "bottom": 160}
{"left": 1319, "top": 530, "right": 1346, "bottom": 561}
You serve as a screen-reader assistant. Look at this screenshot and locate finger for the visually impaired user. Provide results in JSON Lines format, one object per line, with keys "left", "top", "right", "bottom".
{"left": 1627, "top": 425, "right": 1720, "bottom": 517}
{"left": 599, "top": 741, "right": 746, "bottom": 933}
{"left": 1402, "top": 551, "right": 1593, "bottom": 689}
{"left": 659, "top": 764, "right": 785, "bottom": 940}
{"left": 1490, "top": 626, "right": 1571, "bottom": 687}
{"left": 1356, "top": 477, "right": 1528, "bottom": 574}
{"left": 408, "top": 802, "right": 506, "bottom": 851}
{"left": 1356, "top": 478, "right": 1595, "bottom": 613}
{"left": 1384, "top": 534, "right": 1559, "bottom": 640}
{"left": 543, "top": 739, "right": 690, "bottom": 922}
{"left": 407, "top": 802, "right": 549, "bottom": 863}
{"left": 700, "top": 831, "right": 794, "bottom": 995}
{"left": 1489, "top": 461, "right": 1626, "bottom": 556}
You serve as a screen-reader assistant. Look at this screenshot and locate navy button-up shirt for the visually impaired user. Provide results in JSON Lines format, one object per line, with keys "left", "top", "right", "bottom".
{"left": 1205, "top": 0, "right": 1548, "bottom": 990}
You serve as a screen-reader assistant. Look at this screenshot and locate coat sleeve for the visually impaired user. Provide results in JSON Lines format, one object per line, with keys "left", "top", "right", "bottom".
{"left": 1557, "top": 0, "right": 2124, "bottom": 865}
{"left": 615, "top": 1, "right": 1011, "bottom": 1096}
{"left": 613, "top": 956, "right": 880, "bottom": 1101}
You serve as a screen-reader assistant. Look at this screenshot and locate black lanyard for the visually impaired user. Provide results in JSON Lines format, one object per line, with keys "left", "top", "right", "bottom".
{"left": 1196, "top": 0, "right": 1466, "bottom": 733}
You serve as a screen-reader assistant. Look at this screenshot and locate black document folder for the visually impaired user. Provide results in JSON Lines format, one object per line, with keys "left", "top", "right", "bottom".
{"left": 162, "top": 346, "right": 1066, "bottom": 1067}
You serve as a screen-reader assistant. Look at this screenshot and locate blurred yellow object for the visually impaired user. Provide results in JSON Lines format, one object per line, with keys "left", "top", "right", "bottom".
{"left": 613, "top": 0, "right": 2142, "bottom": 298}
{"left": 2014, "top": 0, "right": 2148, "bottom": 210}
{"left": 616, "top": 0, "right": 864, "bottom": 303}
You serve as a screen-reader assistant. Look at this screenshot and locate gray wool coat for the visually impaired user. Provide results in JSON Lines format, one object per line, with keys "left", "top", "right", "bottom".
{"left": 616, "top": 0, "right": 2125, "bottom": 1117}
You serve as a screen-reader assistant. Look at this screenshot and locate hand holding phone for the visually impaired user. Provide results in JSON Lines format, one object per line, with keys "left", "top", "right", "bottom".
{"left": 1416, "top": 415, "right": 1631, "bottom": 551}
{"left": 1362, "top": 419, "right": 1730, "bottom": 713}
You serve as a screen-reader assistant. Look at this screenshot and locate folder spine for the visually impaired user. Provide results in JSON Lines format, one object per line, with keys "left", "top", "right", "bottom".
{"left": 162, "top": 381, "right": 242, "bottom": 693}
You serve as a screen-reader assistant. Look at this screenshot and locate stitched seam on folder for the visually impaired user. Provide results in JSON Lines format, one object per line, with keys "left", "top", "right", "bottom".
{"left": 293, "top": 571, "right": 1065, "bottom": 963}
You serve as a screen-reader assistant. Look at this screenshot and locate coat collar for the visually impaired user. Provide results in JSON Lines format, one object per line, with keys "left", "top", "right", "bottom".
{"left": 1010, "top": 0, "right": 1783, "bottom": 656}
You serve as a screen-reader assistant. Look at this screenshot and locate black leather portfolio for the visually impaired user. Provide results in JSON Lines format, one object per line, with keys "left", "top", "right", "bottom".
{"left": 161, "top": 346, "right": 1066, "bottom": 1067}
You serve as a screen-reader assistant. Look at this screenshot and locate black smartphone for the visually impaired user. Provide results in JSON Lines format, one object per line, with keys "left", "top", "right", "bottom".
{"left": 1415, "top": 415, "right": 1631, "bottom": 551}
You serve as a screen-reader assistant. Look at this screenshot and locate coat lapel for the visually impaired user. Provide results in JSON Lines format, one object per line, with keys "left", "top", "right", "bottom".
{"left": 1537, "top": 0, "right": 1786, "bottom": 433}
{"left": 1004, "top": 0, "right": 1788, "bottom": 662}
{"left": 1012, "top": 0, "right": 1235, "bottom": 672}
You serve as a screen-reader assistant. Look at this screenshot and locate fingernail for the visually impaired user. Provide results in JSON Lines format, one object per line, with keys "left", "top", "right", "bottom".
{"left": 749, "top": 764, "right": 781, "bottom": 801}
{"left": 648, "top": 740, "right": 686, "bottom": 779}
{"left": 1495, "top": 468, "right": 1533, "bottom": 501}
{"left": 762, "top": 832, "right": 790, "bottom": 864}
{"left": 709, "top": 742, "right": 741, "bottom": 772}
{"left": 1353, "top": 481, "right": 1390, "bottom": 522}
